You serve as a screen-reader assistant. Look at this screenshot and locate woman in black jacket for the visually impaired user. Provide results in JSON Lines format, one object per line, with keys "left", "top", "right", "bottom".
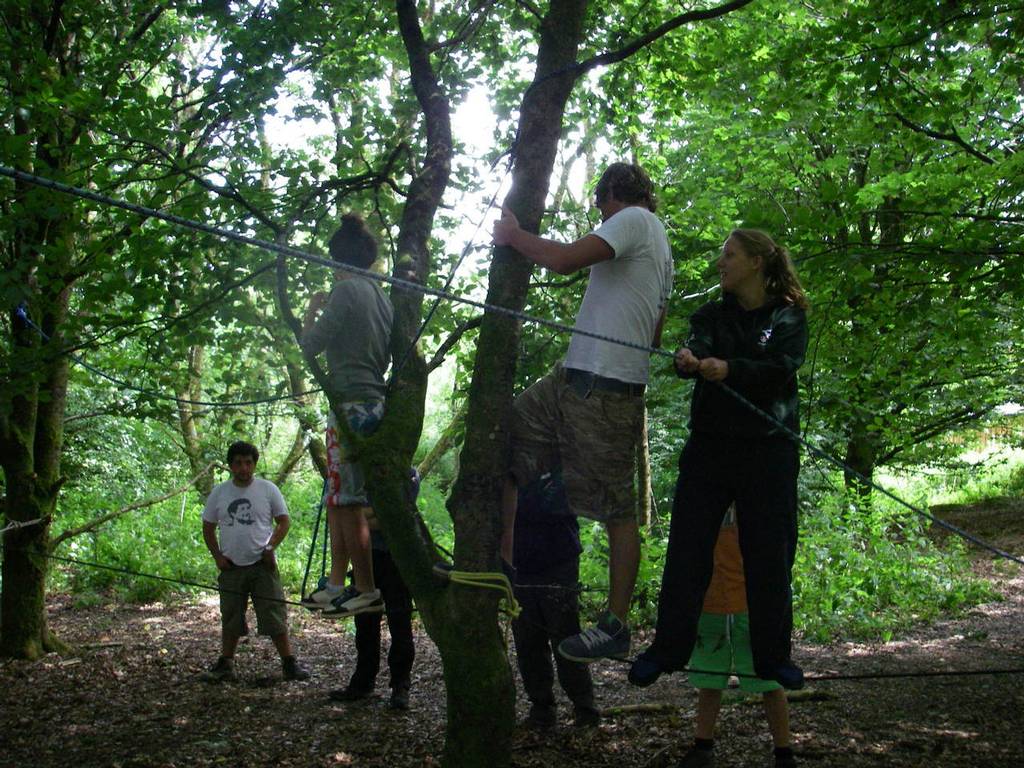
{"left": 631, "top": 229, "right": 809, "bottom": 690}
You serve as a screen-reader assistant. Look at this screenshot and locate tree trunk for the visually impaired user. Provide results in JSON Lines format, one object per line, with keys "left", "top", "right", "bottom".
{"left": 443, "top": 2, "right": 589, "bottom": 763}
{"left": 176, "top": 344, "right": 214, "bottom": 497}
{"left": 416, "top": 403, "right": 466, "bottom": 483}
{"left": 1, "top": 279, "right": 74, "bottom": 658}
{"left": 636, "top": 405, "right": 653, "bottom": 527}
{"left": 843, "top": 422, "right": 876, "bottom": 504}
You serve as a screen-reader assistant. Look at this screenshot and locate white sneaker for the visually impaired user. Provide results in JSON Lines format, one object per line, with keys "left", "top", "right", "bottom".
{"left": 322, "top": 585, "right": 384, "bottom": 618}
{"left": 301, "top": 577, "right": 341, "bottom": 610}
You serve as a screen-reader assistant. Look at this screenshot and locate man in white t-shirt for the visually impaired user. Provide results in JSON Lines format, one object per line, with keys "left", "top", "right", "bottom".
{"left": 492, "top": 162, "right": 674, "bottom": 662}
{"left": 199, "top": 440, "right": 310, "bottom": 682}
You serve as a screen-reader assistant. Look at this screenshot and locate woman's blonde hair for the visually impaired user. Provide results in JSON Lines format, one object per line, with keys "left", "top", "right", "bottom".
{"left": 729, "top": 228, "right": 808, "bottom": 309}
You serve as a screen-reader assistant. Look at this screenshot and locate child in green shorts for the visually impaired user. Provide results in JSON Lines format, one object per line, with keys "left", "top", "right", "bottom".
{"left": 677, "top": 506, "right": 796, "bottom": 768}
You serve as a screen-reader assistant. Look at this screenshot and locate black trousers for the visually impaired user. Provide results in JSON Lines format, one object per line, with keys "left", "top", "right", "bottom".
{"left": 649, "top": 432, "right": 799, "bottom": 678}
{"left": 349, "top": 548, "right": 415, "bottom": 692}
{"left": 511, "top": 559, "right": 595, "bottom": 711}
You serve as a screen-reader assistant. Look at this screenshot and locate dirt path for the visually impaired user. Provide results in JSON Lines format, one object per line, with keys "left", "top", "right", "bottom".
{"left": 1, "top": 505, "right": 1021, "bottom": 767}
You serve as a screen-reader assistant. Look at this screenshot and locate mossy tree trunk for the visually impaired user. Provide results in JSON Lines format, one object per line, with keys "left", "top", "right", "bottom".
{"left": 0, "top": 4, "right": 79, "bottom": 659}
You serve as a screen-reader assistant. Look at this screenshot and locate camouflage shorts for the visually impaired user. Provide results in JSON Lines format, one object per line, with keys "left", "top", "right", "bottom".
{"left": 326, "top": 400, "right": 384, "bottom": 507}
{"left": 508, "top": 363, "right": 645, "bottom": 523}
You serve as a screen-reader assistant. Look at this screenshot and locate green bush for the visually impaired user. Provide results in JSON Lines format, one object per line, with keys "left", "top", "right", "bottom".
{"left": 793, "top": 491, "right": 995, "bottom": 641}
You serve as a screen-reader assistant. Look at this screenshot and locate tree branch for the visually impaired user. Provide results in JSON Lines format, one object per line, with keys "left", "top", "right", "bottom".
{"left": 891, "top": 111, "right": 995, "bottom": 165}
{"left": 50, "top": 461, "right": 220, "bottom": 547}
{"left": 572, "top": 0, "right": 756, "bottom": 76}
{"left": 426, "top": 315, "right": 482, "bottom": 373}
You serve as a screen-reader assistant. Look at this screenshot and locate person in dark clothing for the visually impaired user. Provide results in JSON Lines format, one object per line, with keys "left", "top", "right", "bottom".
{"left": 630, "top": 229, "right": 809, "bottom": 692}
{"left": 328, "top": 470, "right": 419, "bottom": 710}
{"left": 511, "top": 472, "right": 599, "bottom": 728}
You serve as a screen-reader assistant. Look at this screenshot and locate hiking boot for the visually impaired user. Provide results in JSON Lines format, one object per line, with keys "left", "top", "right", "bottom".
{"left": 328, "top": 684, "right": 373, "bottom": 702}
{"left": 301, "top": 576, "right": 341, "bottom": 610}
{"left": 281, "top": 656, "right": 310, "bottom": 681}
{"left": 525, "top": 702, "right": 557, "bottom": 729}
{"left": 573, "top": 704, "right": 600, "bottom": 728}
{"left": 628, "top": 648, "right": 665, "bottom": 687}
{"left": 557, "top": 611, "right": 630, "bottom": 662}
{"left": 676, "top": 745, "right": 715, "bottom": 767}
{"left": 199, "top": 656, "right": 237, "bottom": 683}
{"left": 389, "top": 684, "right": 411, "bottom": 711}
{"left": 322, "top": 585, "right": 384, "bottom": 617}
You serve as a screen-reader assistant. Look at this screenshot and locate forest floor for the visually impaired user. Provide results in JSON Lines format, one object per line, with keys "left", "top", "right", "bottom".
{"left": 1, "top": 497, "right": 1022, "bottom": 768}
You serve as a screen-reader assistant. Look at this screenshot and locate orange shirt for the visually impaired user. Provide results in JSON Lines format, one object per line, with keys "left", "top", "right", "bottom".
{"left": 702, "top": 523, "right": 747, "bottom": 614}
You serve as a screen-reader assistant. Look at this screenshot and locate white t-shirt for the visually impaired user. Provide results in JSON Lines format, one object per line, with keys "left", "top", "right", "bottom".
{"left": 563, "top": 206, "right": 674, "bottom": 384}
{"left": 202, "top": 478, "right": 288, "bottom": 566}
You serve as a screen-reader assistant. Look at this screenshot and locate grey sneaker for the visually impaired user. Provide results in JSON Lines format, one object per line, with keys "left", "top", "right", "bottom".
{"left": 282, "top": 656, "right": 310, "bottom": 681}
{"left": 199, "top": 656, "right": 237, "bottom": 683}
{"left": 557, "top": 612, "right": 630, "bottom": 662}
{"left": 677, "top": 745, "right": 715, "bottom": 767}
{"left": 322, "top": 585, "right": 384, "bottom": 618}
{"left": 301, "top": 577, "right": 341, "bottom": 610}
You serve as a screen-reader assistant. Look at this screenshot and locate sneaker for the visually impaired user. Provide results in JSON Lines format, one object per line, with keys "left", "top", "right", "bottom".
{"left": 322, "top": 585, "right": 384, "bottom": 617}
{"left": 281, "top": 656, "right": 310, "bottom": 681}
{"left": 677, "top": 745, "right": 715, "bottom": 767}
{"left": 328, "top": 684, "right": 372, "bottom": 702}
{"left": 572, "top": 704, "right": 600, "bottom": 728}
{"left": 557, "top": 612, "right": 630, "bottom": 662}
{"left": 301, "top": 577, "right": 341, "bottom": 610}
{"left": 628, "top": 648, "right": 665, "bottom": 687}
{"left": 524, "top": 702, "right": 557, "bottom": 729}
{"left": 199, "top": 656, "right": 237, "bottom": 683}
{"left": 389, "top": 685, "right": 411, "bottom": 711}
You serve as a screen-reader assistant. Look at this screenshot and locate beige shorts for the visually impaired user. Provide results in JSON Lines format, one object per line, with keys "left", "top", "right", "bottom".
{"left": 217, "top": 562, "right": 288, "bottom": 637}
{"left": 508, "top": 364, "right": 645, "bottom": 523}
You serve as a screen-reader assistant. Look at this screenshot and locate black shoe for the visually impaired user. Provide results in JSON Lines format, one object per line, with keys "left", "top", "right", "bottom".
{"left": 628, "top": 648, "right": 665, "bottom": 687}
{"left": 281, "top": 656, "right": 310, "bottom": 681}
{"left": 558, "top": 611, "right": 630, "bottom": 662}
{"left": 199, "top": 656, "right": 237, "bottom": 683}
{"left": 525, "top": 702, "right": 557, "bottom": 729}
{"left": 328, "top": 685, "right": 372, "bottom": 702}
{"left": 572, "top": 704, "right": 600, "bottom": 728}
{"left": 677, "top": 745, "right": 715, "bottom": 767}
{"left": 389, "top": 685, "right": 410, "bottom": 710}
{"left": 768, "top": 661, "right": 804, "bottom": 691}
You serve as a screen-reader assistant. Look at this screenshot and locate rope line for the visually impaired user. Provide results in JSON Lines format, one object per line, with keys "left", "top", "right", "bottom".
{"left": 298, "top": 478, "right": 329, "bottom": 599}
{"left": 1, "top": 166, "right": 663, "bottom": 356}
{"left": 39, "top": 546, "right": 1024, "bottom": 684}
{"left": 711, "top": 379, "right": 1024, "bottom": 566}
{"left": 447, "top": 569, "right": 521, "bottom": 618}
{"left": 389, "top": 156, "right": 514, "bottom": 387}
{"left": 16, "top": 307, "right": 323, "bottom": 409}
{"left": 38, "top": 549, "right": 308, "bottom": 609}
{"left": 5, "top": 165, "right": 1023, "bottom": 566}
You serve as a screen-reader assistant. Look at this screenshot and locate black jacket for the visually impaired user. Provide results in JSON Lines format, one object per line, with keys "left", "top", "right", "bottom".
{"left": 679, "top": 294, "right": 808, "bottom": 439}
